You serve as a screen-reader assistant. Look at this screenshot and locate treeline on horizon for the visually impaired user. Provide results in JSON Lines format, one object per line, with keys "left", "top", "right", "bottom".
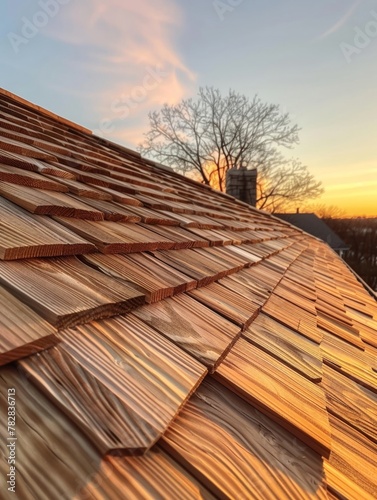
{"left": 325, "top": 217, "right": 377, "bottom": 291}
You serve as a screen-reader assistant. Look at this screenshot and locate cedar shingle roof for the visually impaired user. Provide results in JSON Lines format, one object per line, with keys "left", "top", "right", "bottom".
{"left": 0, "top": 88, "right": 376, "bottom": 499}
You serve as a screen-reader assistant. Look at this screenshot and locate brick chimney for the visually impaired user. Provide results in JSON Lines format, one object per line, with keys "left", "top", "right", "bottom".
{"left": 226, "top": 166, "right": 257, "bottom": 206}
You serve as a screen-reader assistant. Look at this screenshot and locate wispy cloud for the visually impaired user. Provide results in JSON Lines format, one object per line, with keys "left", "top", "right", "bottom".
{"left": 42, "top": 0, "right": 196, "bottom": 145}
{"left": 317, "top": 0, "right": 363, "bottom": 40}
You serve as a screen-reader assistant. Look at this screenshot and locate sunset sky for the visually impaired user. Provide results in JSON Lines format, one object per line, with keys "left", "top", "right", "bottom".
{"left": 1, "top": 0, "right": 376, "bottom": 216}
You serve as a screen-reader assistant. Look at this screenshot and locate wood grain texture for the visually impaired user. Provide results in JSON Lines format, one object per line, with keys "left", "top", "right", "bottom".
{"left": 209, "top": 244, "right": 253, "bottom": 268}
{"left": 43, "top": 176, "right": 113, "bottom": 200}
{"left": 320, "top": 330, "right": 377, "bottom": 392}
{"left": 20, "top": 314, "right": 206, "bottom": 455}
{"left": 142, "top": 224, "right": 209, "bottom": 249}
{"left": 317, "top": 311, "right": 364, "bottom": 349}
{"left": 0, "top": 182, "right": 104, "bottom": 219}
{"left": 263, "top": 293, "right": 322, "bottom": 344}
{"left": 273, "top": 282, "right": 317, "bottom": 315}
{"left": 162, "top": 378, "right": 327, "bottom": 500}
{"left": 194, "top": 245, "right": 247, "bottom": 272}
{"left": 348, "top": 313, "right": 377, "bottom": 348}
{"left": 0, "top": 257, "right": 145, "bottom": 328}
{"left": 0, "top": 163, "right": 68, "bottom": 191}
{"left": 244, "top": 313, "right": 322, "bottom": 382}
{"left": 214, "top": 338, "right": 331, "bottom": 456}
{"left": 160, "top": 211, "right": 226, "bottom": 229}
{"left": 151, "top": 248, "right": 237, "bottom": 287}
{"left": 0, "top": 285, "right": 58, "bottom": 365}
{"left": 85, "top": 184, "right": 143, "bottom": 205}
{"left": 0, "top": 149, "right": 75, "bottom": 178}
{"left": 53, "top": 218, "right": 175, "bottom": 253}
{"left": 124, "top": 205, "right": 180, "bottom": 224}
{"left": 184, "top": 227, "right": 229, "bottom": 246}
{"left": 322, "top": 365, "right": 377, "bottom": 443}
{"left": 0, "top": 196, "right": 95, "bottom": 260}
{"left": 326, "top": 414, "right": 377, "bottom": 498}
{"left": 218, "top": 270, "right": 270, "bottom": 306}
{"left": 133, "top": 294, "right": 241, "bottom": 370}
{"left": 83, "top": 252, "right": 196, "bottom": 303}
{"left": 188, "top": 282, "right": 259, "bottom": 329}
{"left": 69, "top": 197, "right": 142, "bottom": 222}
{"left": 0, "top": 135, "right": 57, "bottom": 159}
{"left": 324, "top": 462, "right": 375, "bottom": 500}
{"left": 0, "top": 365, "right": 104, "bottom": 500}
{"left": 364, "top": 344, "right": 377, "bottom": 372}
{"left": 79, "top": 449, "right": 215, "bottom": 499}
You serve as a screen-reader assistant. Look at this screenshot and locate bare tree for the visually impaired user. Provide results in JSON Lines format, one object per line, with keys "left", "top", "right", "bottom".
{"left": 139, "top": 86, "right": 323, "bottom": 209}
{"left": 256, "top": 151, "right": 323, "bottom": 212}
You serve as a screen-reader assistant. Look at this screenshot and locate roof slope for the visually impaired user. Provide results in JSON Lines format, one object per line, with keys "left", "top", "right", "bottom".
{"left": 0, "top": 88, "right": 377, "bottom": 499}
{"left": 275, "top": 213, "right": 349, "bottom": 251}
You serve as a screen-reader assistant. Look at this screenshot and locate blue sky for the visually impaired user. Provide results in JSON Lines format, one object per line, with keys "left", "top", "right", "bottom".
{"left": 1, "top": 0, "right": 377, "bottom": 215}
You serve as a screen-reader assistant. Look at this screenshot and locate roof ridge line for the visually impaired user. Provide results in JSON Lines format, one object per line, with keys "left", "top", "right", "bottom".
{"left": 0, "top": 87, "right": 92, "bottom": 135}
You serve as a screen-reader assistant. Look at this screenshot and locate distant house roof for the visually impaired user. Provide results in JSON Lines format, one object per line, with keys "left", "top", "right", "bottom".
{"left": 0, "top": 88, "right": 377, "bottom": 499}
{"left": 275, "top": 212, "right": 349, "bottom": 251}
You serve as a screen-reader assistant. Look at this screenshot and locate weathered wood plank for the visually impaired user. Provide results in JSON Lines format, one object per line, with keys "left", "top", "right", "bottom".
{"left": 214, "top": 338, "right": 331, "bottom": 456}
{"left": 83, "top": 252, "right": 196, "bottom": 303}
{"left": 324, "top": 462, "right": 375, "bottom": 500}
{"left": 364, "top": 344, "right": 377, "bottom": 372}
{"left": 159, "top": 211, "right": 226, "bottom": 229}
{"left": 0, "top": 257, "right": 145, "bottom": 328}
{"left": 0, "top": 163, "right": 68, "bottom": 191}
{"left": 263, "top": 293, "right": 322, "bottom": 343}
{"left": 162, "top": 378, "right": 327, "bottom": 500}
{"left": 184, "top": 227, "right": 226, "bottom": 246}
{"left": 124, "top": 205, "right": 180, "bottom": 225}
{"left": 142, "top": 224, "right": 209, "bottom": 249}
{"left": 317, "top": 311, "right": 364, "bottom": 349}
{"left": 321, "top": 330, "right": 377, "bottom": 392}
{"left": 0, "top": 197, "right": 95, "bottom": 260}
{"left": 326, "top": 414, "right": 377, "bottom": 498}
{"left": 0, "top": 135, "right": 57, "bottom": 160}
{"left": 53, "top": 218, "right": 175, "bottom": 253}
{"left": 194, "top": 246, "right": 246, "bottom": 272}
{"left": 0, "top": 285, "right": 58, "bottom": 365}
{"left": 0, "top": 182, "right": 104, "bottom": 220}
{"left": 347, "top": 312, "right": 377, "bottom": 348}
{"left": 273, "top": 282, "right": 317, "bottom": 315}
{"left": 0, "top": 365, "right": 105, "bottom": 499}
{"left": 151, "top": 248, "right": 238, "bottom": 287}
{"left": 210, "top": 244, "right": 253, "bottom": 267}
{"left": 79, "top": 449, "right": 215, "bottom": 499}
{"left": 133, "top": 294, "right": 241, "bottom": 371}
{"left": 244, "top": 313, "right": 322, "bottom": 382}
{"left": 20, "top": 314, "right": 206, "bottom": 455}
{"left": 218, "top": 274, "right": 268, "bottom": 307}
{"left": 88, "top": 185, "right": 143, "bottom": 205}
{"left": 69, "top": 197, "right": 142, "bottom": 222}
{"left": 43, "top": 176, "right": 113, "bottom": 200}
{"left": 322, "top": 365, "right": 377, "bottom": 442}
{"left": 0, "top": 149, "right": 76, "bottom": 178}
{"left": 189, "top": 282, "right": 259, "bottom": 329}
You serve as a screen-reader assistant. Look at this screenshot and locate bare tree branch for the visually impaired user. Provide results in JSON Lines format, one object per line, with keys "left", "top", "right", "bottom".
{"left": 138, "top": 87, "right": 322, "bottom": 211}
